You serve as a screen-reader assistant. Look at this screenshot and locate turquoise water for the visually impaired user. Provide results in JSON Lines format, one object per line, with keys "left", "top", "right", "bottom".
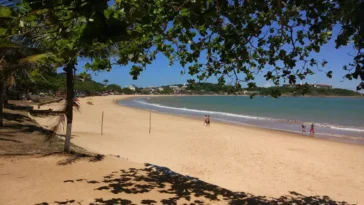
{"left": 120, "top": 96, "right": 364, "bottom": 144}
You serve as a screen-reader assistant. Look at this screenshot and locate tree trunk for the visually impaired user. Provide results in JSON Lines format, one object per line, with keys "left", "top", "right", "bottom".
{"left": 0, "top": 79, "right": 4, "bottom": 127}
{"left": 64, "top": 63, "right": 75, "bottom": 153}
{"left": 4, "top": 86, "right": 9, "bottom": 106}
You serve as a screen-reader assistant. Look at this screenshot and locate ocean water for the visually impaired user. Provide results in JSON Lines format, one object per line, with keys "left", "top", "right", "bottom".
{"left": 119, "top": 96, "right": 364, "bottom": 144}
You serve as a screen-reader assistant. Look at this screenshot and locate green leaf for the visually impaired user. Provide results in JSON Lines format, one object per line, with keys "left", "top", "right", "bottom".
{"left": 85, "top": 63, "right": 91, "bottom": 69}
{"left": 0, "top": 27, "right": 7, "bottom": 35}
{"left": 314, "top": 45, "right": 320, "bottom": 53}
{"left": 0, "top": 6, "right": 12, "bottom": 18}
{"left": 181, "top": 8, "right": 190, "bottom": 16}
{"left": 130, "top": 65, "right": 143, "bottom": 80}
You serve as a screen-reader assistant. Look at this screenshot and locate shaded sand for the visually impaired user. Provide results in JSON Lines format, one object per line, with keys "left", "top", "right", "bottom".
{"left": 0, "top": 155, "right": 224, "bottom": 205}
{"left": 32, "top": 96, "right": 364, "bottom": 204}
{"left": 0, "top": 155, "right": 350, "bottom": 205}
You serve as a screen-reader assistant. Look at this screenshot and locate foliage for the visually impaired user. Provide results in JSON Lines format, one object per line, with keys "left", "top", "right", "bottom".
{"left": 105, "top": 84, "right": 122, "bottom": 93}
{"left": 0, "top": 4, "right": 55, "bottom": 126}
{"left": 109, "top": 0, "right": 364, "bottom": 96}
{"left": 103, "top": 79, "right": 109, "bottom": 86}
{"left": 4, "top": 0, "right": 364, "bottom": 148}
{"left": 3, "top": 0, "right": 364, "bottom": 95}
{"left": 305, "top": 88, "right": 360, "bottom": 97}
{"left": 122, "top": 88, "right": 135, "bottom": 95}
{"left": 160, "top": 87, "right": 174, "bottom": 95}
{"left": 185, "top": 83, "right": 360, "bottom": 96}
{"left": 12, "top": 69, "right": 65, "bottom": 94}
{"left": 74, "top": 80, "right": 104, "bottom": 95}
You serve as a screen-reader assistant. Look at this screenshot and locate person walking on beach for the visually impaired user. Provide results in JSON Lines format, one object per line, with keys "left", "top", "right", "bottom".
{"left": 206, "top": 115, "right": 210, "bottom": 127}
{"left": 301, "top": 124, "right": 306, "bottom": 135}
{"left": 203, "top": 115, "right": 208, "bottom": 126}
{"left": 310, "top": 123, "right": 315, "bottom": 136}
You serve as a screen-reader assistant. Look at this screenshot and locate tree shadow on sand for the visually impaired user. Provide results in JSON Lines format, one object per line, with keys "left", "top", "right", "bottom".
{"left": 1, "top": 110, "right": 54, "bottom": 137}
{"left": 52, "top": 163, "right": 353, "bottom": 205}
{"left": 37, "top": 152, "right": 105, "bottom": 166}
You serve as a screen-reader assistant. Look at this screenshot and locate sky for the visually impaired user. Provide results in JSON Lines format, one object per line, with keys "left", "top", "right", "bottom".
{"left": 71, "top": 0, "right": 362, "bottom": 91}
{"left": 74, "top": 26, "right": 362, "bottom": 91}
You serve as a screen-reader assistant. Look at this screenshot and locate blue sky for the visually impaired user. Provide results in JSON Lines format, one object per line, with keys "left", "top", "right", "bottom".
{"left": 72, "top": 0, "right": 362, "bottom": 91}
{"left": 75, "top": 28, "right": 361, "bottom": 91}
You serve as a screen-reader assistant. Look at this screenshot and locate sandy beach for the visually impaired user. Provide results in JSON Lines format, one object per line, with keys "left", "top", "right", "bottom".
{"left": 22, "top": 95, "right": 363, "bottom": 204}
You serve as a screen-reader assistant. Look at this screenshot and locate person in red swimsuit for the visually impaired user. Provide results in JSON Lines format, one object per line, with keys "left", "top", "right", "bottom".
{"left": 310, "top": 123, "right": 315, "bottom": 136}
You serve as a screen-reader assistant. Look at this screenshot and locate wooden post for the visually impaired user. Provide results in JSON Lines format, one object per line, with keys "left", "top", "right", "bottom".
{"left": 101, "top": 111, "right": 104, "bottom": 135}
{"left": 149, "top": 112, "right": 151, "bottom": 134}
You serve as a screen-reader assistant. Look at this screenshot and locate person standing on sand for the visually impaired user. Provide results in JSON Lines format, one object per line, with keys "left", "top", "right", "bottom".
{"left": 302, "top": 124, "right": 306, "bottom": 135}
{"left": 207, "top": 115, "right": 210, "bottom": 127}
{"left": 203, "top": 115, "right": 208, "bottom": 126}
{"left": 310, "top": 123, "right": 315, "bottom": 136}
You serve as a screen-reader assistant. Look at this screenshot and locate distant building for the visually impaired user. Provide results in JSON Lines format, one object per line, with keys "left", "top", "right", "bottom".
{"left": 313, "top": 84, "right": 332, "bottom": 89}
{"left": 169, "top": 85, "right": 181, "bottom": 93}
{"left": 157, "top": 87, "right": 164, "bottom": 92}
{"left": 282, "top": 84, "right": 332, "bottom": 89}
{"left": 181, "top": 85, "right": 188, "bottom": 90}
{"left": 127, "top": 85, "right": 136, "bottom": 91}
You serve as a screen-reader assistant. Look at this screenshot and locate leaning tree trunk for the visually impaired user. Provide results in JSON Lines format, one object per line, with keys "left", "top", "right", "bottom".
{"left": 0, "top": 78, "right": 4, "bottom": 127}
{"left": 64, "top": 63, "right": 75, "bottom": 153}
{"left": 4, "top": 86, "right": 9, "bottom": 106}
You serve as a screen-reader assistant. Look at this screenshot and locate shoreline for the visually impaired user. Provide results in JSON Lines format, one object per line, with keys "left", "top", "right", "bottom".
{"left": 117, "top": 95, "right": 364, "bottom": 146}
{"left": 127, "top": 94, "right": 364, "bottom": 98}
{"left": 31, "top": 95, "right": 364, "bottom": 204}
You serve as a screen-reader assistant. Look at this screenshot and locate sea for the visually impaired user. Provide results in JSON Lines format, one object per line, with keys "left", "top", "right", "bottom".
{"left": 119, "top": 96, "right": 364, "bottom": 144}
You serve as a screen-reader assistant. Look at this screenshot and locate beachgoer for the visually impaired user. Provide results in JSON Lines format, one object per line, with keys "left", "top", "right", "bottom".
{"left": 203, "top": 115, "right": 208, "bottom": 126}
{"left": 310, "top": 123, "right": 315, "bottom": 136}
{"left": 301, "top": 124, "right": 306, "bottom": 134}
{"left": 207, "top": 115, "right": 210, "bottom": 127}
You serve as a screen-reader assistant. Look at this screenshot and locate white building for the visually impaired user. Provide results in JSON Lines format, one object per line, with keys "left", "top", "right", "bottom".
{"left": 157, "top": 87, "right": 164, "bottom": 92}
{"left": 127, "top": 85, "right": 136, "bottom": 91}
{"left": 169, "top": 85, "right": 179, "bottom": 89}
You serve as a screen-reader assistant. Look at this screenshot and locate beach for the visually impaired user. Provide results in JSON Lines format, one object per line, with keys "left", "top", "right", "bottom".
{"left": 23, "top": 95, "right": 363, "bottom": 204}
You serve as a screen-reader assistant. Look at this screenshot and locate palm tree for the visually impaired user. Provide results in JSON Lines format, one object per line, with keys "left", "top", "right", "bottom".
{"left": 0, "top": 5, "right": 52, "bottom": 126}
{"left": 0, "top": 39, "right": 53, "bottom": 126}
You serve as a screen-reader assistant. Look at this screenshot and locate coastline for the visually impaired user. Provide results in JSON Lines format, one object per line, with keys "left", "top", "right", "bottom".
{"left": 121, "top": 103, "right": 364, "bottom": 146}
{"left": 31, "top": 95, "right": 364, "bottom": 204}
{"left": 130, "top": 93, "right": 364, "bottom": 98}
{"left": 119, "top": 95, "right": 364, "bottom": 145}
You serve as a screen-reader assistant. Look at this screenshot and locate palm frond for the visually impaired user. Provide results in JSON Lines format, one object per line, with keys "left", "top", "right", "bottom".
{"left": 19, "top": 52, "right": 52, "bottom": 64}
{"left": 73, "top": 99, "right": 81, "bottom": 112}
{"left": 0, "top": 39, "right": 22, "bottom": 48}
{"left": 47, "top": 114, "right": 66, "bottom": 142}
{"left": 45, "top": 98, "right": 81, "bottom": 142}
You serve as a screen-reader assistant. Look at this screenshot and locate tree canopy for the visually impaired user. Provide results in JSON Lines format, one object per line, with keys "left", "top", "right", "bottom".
{"left": 6, "top": 0, "right": 363, "bottom": 95}
{"left": 2, "top": 0, "right": 364, "bottom": 151}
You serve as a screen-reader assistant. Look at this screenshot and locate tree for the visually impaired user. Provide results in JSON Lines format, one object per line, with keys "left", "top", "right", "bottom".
{"left": 11, "top": 0, "right": 364, "bottom": 152}
{"left": 105, "top": 84, "right": 122, "bottom": 93}
{"left": 0, "top": 5, "right": 53, "bottom": 126}
{"left": 74, "top": 80, "right": 104, "bottom": 95}
{"left": 11, "top": 68, "right": 63, "bottom": 96}
{"left": 122, "top": 88, "right": 134, "bottom": 95}
{"left": 160, "top": 87, "right": 174, "bottom": 95}
{"left": 144, "top": 0, "right": 363, "bottom": 97}
{"left": 18, "top": 0, "right": 174, "bottom": 152}
{"left": 103, "top": 79, "right": 109, "bottom": 86}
